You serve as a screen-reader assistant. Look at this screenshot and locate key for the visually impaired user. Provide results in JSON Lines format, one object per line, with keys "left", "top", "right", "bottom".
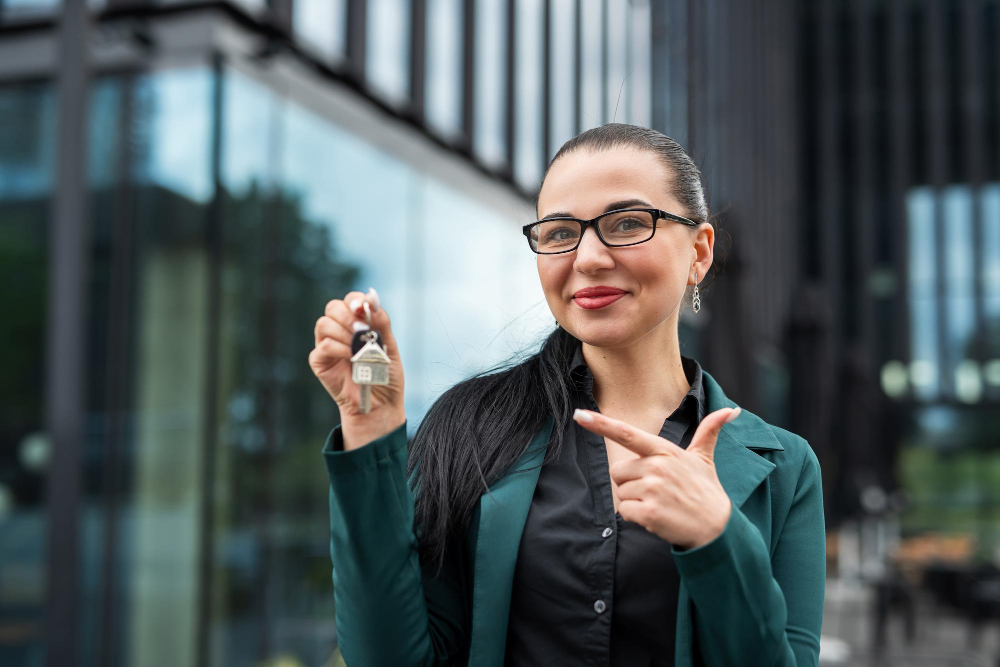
{"left": 350, "top": 301, "right": 390, "bottom": 414}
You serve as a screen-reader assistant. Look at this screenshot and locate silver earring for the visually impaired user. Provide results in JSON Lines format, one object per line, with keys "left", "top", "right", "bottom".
{"left": 692, "top": 270, "right": 701, "bottom": 314}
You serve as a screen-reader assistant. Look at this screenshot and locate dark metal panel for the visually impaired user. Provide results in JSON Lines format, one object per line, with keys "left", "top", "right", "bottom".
{"left": 346, "top": 0, "right": 366, "bottom": 80}
{"left": 573, "top": 0, "right": 581, "bottom": 135}
{"left": 649, "top": 0, "right": 668, "bottom": 134}
{"left": 505, "top": 0, "right": 515, "bottom": 175}
{"left": 888, "top": 0, "right": 913, "bottom": 368}
{"left": 600, "top": 0, "right": 608, "bottom": 125}
{"left": 269, "top": 0, "right": 292, "bottom": 34}
{"left": 852, "top": 0, "right": 876, "bottom": 361}
{"left": 409, "top": 0, "right": 427, "bottom": 122}
{"left": 195, "top": 50, "right": 226, "bottom": 667}
{"left": 44, "top": 1, "right": 92, "bottom": 665}
{"left": 542, "top": 0, "right": 551, "bottom": 164}
{"left": 461, "top": 0, "right": 475, "bottom": 152}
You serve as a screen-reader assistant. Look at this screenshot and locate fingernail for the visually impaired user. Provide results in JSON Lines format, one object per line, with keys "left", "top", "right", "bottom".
{"left": 352, "top": 321, "right": 370, "bottom": 332}
{"left": 725, "top": 407, "right": 742, "bottom": 423}
{"left": 350, "top": 298, "right": 362, "bottom": 312}
{"left": 367, "top": 287, "right": 381, "bottom": 312}
{"left": 574, "top": 409, "right": 594, "bottom": 423}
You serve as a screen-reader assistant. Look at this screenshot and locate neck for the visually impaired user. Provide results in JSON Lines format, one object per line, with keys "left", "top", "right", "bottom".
{"left": 582, "top": 319, "right": 691, "bottom": 418}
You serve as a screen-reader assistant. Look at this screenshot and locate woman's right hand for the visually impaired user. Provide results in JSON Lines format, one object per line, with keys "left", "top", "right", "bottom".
{"left": 309, "top": 288, "right": 406, "bottom": 450}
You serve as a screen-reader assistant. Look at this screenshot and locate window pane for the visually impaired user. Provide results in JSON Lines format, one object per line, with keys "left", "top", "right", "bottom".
{"left": 580, "top": 0, "right": 604, "bottom": 129}
{"left": 425, "top": 0, "right": 463, "bottom": 139}
{"left": 474, "top": 0, "right": 509, "bottom": 168}
{"left": 0, "top": 80, "right": 57, "bottom": 667}
{"left": 605, "top": 0, "right": 628, "bottom": 123}
{"left": 548, "top": 0, "right": 576, "bottom": 159}
{"left": 942, "top": 186, "right": 975, "bottom": 399}
{"left": 294, "top": 0, "right": 347, "bottom": 60}
{"left": 366, "top": 0, "right": 412, "bottom": 105}
{"left": 81, "top": 67, "right": 216, "bottom": 667}
{"left": 515, "top": 0, "right": 544, "bottom": 189}
{"left": 628, "top": 0, "right": 651, "bottom": 126}
{"left": 907, "top": 186, "right": 940, "bottom": 400}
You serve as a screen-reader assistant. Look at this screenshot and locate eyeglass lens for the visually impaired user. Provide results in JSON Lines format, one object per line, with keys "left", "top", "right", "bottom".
{"left": 528, "top": 210, "right": 655, "bottom": 253}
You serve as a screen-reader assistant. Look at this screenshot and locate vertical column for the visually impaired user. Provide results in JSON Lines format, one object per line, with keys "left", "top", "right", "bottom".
{"left": 45, "top": 2, "right": 91, "bottom": 665}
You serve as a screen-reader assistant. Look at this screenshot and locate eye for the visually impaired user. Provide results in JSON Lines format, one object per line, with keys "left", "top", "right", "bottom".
{"left": 543, "top": 226, "right": 578, "bottom": 242}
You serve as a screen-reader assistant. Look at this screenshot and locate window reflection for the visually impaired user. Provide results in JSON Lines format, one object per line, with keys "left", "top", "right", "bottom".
{"left": 580, "top": 0, "right": 605, "bottom": 129}
{"left": 0, "top": 80, "right": 56, "bottom": 667}
{"left": 474, "top": 0, "right": 508, "bottom": 168}
{"left": 294, "top": 0, "right": 347, "bottom": 61}
{"left": 67, "top": 60, "right": 546, "bottom": 667}
{"left": 426, "top": 0, "right": 464, "bottom": 139}
{"left": 906, "top": 183, "right": 1000, "bottom": 403}
{"left": 628, "top": 0, "right": 652, "bottom": 127}
{"left": 907, "top": 187, "right": 940, "bottom": 400}
{"left": 605, "top": 0, "right": 628, "bottom": 123}
{"left": 548, "top": 0, "right": 576, "bottom": 159}
{"left": 366, "top": 0, "right": 412, "bottom": 105}
{"left": 514, "top": 0, "right": 544, "bottom": 188}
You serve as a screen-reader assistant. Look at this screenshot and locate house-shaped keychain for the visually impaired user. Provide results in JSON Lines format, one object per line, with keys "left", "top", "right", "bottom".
{"left": 350, "top": 337, "right": 391, "bottom": 385}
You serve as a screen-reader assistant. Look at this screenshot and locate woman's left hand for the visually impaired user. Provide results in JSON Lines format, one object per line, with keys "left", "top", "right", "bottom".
{"left": 573, "top": 406, "right": 741, "bottom": 550}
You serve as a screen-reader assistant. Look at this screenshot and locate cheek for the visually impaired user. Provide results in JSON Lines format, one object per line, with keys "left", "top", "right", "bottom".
{"left": 536, "top": 259, "right": 565, "bottom": 293}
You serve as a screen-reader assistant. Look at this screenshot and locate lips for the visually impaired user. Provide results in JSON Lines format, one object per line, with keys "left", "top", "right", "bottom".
{"left": 573, "top": 286, "right": 628, "bottom": 299}
{"left": 573, "top": 289, "right": 628, "bottom": 310}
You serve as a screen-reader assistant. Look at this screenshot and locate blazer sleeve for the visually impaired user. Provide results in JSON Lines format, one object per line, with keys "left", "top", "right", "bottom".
{"left": 670, "top": 444, "right": 826, "bottom": 666}
{"left": 323, "top": 420, "right": 471, "bottom": 666}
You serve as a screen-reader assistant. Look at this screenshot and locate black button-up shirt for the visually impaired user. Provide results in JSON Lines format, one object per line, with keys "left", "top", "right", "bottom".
{"left": 504, "top": 342, "right": 707, "bottom": 667}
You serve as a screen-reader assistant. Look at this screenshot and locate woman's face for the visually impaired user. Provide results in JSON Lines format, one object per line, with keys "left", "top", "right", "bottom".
{"left": 535, "top": 147, "right": 712, "bottom": 347}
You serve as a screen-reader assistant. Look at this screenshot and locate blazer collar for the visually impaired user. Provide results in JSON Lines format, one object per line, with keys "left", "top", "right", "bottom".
{"left": 466, "top": 367, "right": 780, "bottom": 667}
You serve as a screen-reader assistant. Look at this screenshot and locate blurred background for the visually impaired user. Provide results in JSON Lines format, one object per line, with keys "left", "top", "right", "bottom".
{"left": 1, "top": 0, "right": 999, "bottom": 665}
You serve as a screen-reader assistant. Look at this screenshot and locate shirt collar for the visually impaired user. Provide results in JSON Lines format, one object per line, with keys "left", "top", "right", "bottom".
{"left": 568, "top": 341, "right": 707, "bottom": 423}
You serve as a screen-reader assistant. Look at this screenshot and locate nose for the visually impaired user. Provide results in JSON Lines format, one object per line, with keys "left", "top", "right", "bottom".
{"left": 573, "top": 225, "right": 615, "bottom": 269}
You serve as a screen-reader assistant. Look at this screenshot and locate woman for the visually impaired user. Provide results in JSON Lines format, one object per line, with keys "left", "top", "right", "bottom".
{"left": 309, "top": 123, "right": 826, "bottom": 666}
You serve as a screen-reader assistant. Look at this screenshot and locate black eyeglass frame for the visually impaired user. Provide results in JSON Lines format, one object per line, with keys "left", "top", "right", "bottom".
{"left": 521, "top": 207, "right": 701, "bottom": 254}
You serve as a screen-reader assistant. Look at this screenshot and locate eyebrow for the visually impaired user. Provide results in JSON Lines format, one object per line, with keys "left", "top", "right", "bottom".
{"left": 540, "top": 198, "right": 653, "bottom": 221}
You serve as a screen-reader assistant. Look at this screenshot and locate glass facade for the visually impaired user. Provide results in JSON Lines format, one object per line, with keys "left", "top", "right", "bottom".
{"left": 0, "top": 46, "right": 548, "bottom": 662}
{"left": 0, "top": 80, "right": 57, "bottom": 667}
{"left": 3, "top": 0, "right": 692, "bottom": 660}
{"left": 903, "top": 183, "right": 1000, "bottom": 404}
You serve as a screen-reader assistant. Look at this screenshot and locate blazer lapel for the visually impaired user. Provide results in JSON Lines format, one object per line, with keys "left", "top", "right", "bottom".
{"left": 467, "top": 368, "right": 782, "bottom": 667}
{"left": 467, "top": 414, "right": 554, "bottom": 667}
{"left": 673, "top": 369, "right": 783, "bottom": 666}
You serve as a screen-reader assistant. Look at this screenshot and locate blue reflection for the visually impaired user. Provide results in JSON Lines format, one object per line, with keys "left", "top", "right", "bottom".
{"left": 425, "top": 0, "right": 463, "bottom": 138}
{"left": 131, "top": 69, "right": 214, "bottom": 203}
{"left": 943, "top": 186, "right": 975, "bottom": 395}
{"left": 907, "top": 187, "right": 940, "bottom": 400}
{"left": 0, "top": 85, "right": 56, "bottom": 199}
{"left": 366, "top": 0, "right": 412, "bottom": 104}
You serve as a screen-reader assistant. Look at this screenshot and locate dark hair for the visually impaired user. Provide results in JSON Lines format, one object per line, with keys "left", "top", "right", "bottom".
{"left": 407, "top": 123, "right": 716, "bottom": 577}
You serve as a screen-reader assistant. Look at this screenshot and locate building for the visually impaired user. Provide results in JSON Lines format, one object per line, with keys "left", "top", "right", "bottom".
{"left": 2, "top": 0, "right": 997, "bottom": 666}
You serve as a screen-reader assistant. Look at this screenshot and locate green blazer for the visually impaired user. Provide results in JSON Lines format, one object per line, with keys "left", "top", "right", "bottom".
{"left": 322, "top": 369, "right": 826, "bottom": 666}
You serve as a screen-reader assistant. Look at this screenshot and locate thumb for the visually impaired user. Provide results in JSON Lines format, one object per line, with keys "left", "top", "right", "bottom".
{"left": 687, "top": 407, "right": 741, "bottom": 463}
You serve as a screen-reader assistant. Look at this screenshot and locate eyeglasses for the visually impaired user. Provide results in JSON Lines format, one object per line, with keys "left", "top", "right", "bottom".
{"left": 522, "top": 207, "right": 700, "bottom": 255}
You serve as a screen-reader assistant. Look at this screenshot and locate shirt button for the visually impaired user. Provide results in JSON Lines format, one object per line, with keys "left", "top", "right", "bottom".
{"left": 602, "top": 527, "right": 613, "bottom": 538}
{"left": 594, "top": 599, "right": 606, "bottom": 613}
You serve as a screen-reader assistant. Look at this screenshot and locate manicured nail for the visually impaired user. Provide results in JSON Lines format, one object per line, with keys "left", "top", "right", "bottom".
{"left": 367, "top": 287, "right": 381, "bottom": 312}
{"left": 352, "top": 321, "right": 370, "bottom": 332}
{"left": 725, "top": 407, "right": 742, "bottom": 423}
{"left": 350, "top": 298, "right": 362, "bottom": 312}
{"left": 574, "top": 409, "right": 594, "bottom": 423}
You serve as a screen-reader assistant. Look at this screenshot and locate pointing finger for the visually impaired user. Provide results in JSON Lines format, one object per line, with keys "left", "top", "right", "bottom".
{"left": 572, "top": 409, "right": 683, "bottom": 458}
